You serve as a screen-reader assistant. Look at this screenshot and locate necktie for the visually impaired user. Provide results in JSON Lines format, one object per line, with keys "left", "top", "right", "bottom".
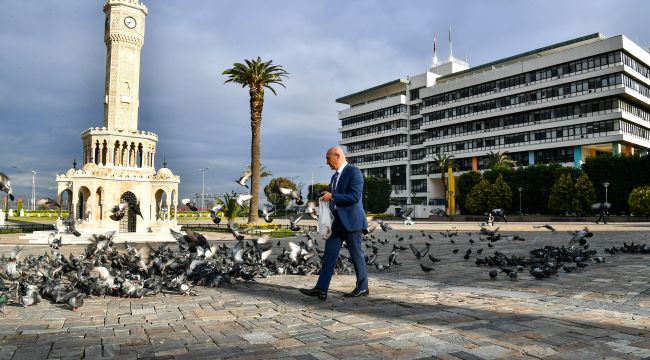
{"left": 331, "top": 172, "right": 339, "bottom": 192}
{"left": 330, "top": 172, "right": 339, "bottom": 212}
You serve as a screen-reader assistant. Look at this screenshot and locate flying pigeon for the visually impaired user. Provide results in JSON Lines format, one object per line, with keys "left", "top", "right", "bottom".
{"left": 181, "top": 198, "right": 198, "bottom": 211}
{"left": 109, "top": 202, "right": 128, "bottom": 221}
{"left": 236, "top": 193, "right": 253, "bottom": 206}
{"left": 278, "top": 187, "right": 304, "bottom": 205}
{"left": 0, "top": 172, "right": 14, "bottom": 201}
{"left": 36, "top": 197, "right": 61, "bottom": 209}
{"left": 236, "top": 170, "right": 252, "bottom": 189}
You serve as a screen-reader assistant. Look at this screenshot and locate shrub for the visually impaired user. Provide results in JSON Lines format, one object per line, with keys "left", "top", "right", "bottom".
{"left": 465, "top": 179, "right": 492, "bottom": 214}
{"left": 488, "top": 174, "right": 512, "bottom": 211}
{"left": 574, "top": 172, "right": 596, "bottom": 215}
{"left": 548, "top": 173, "right": 576, "bottom": 215}
{"left": 628, "top": 186, "right": 650, "bottom": 217}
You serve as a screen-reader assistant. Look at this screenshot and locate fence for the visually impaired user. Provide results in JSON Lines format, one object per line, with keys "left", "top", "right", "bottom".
{"left": 180, "top": 223, "right": 318, "bottom": 237}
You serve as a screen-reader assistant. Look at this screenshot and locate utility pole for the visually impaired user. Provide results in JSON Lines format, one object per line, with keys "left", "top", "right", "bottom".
{"left": 31, "top": 170, "right": 36, "bottom": 210}
{"left": 199, "top": 167, "right": 209, "bottom": 211}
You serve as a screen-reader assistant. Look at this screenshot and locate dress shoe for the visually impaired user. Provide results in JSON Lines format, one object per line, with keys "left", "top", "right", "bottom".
{"left": 300, "top": 287, "right": 327, "bottom": 300}
{"left": 343, "top": 288, "right": 369, "bottom": 297}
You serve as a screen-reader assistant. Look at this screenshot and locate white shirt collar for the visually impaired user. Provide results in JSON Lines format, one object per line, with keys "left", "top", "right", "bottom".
{"left": 337, "top": 161, "right": 348, "bottom": 174}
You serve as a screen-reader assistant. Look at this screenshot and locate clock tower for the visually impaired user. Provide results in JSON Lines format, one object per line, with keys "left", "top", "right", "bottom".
{"left": 103, "top": 0, "right": 148, "bottom": 131}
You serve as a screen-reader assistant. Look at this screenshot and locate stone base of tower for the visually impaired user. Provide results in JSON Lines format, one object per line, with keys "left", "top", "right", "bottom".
{"left": 22, "top": 226, "right": 181, "bottom": 245}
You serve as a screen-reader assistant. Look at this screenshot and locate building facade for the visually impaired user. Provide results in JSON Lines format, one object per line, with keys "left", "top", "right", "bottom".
{"left": 55, "top": 0, "right": 180, "bottom": 235}
{"left": 337, "top": 33, "right": 650, "bottom": 215}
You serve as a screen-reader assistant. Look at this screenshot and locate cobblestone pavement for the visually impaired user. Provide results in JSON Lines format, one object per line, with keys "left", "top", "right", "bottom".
{"left": 0, "top": 222, "right": 649, "bottom": 359}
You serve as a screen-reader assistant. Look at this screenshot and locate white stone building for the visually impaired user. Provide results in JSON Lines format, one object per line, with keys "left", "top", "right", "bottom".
{"left": 337, "top": 33, "right": 650, "bottom": 216}
{"left": 54, "top": 0, "right": 180, "bottom": 235}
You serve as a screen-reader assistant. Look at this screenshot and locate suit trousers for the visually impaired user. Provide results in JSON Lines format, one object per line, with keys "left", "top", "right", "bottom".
{"left": 315, "top": 210, "right": 368, "bottom": 293}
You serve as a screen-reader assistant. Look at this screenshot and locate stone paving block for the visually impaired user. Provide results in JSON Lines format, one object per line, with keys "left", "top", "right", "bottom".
{"left": 10, "top": 345, "right": 51, "bottom": 360}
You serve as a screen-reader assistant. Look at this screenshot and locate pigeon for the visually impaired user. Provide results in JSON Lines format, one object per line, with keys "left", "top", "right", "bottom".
{"left": 491, "top": 209, "right": 507, "bottom": 223}
{"left": 36, "top": 197, "right": 61, "bottom": 209}
{"left": 210, "top": 204, "right": 223, "bottom": 224}
{"left": 0, "top": 172, "right": 14, "bottom": 201}
{"left": 109, "top": 202, "right": 128, "bottom": 221}
{"left": 48, "top": 232, "right": 62, "bottom": 249}
{"left": 400, "top": 207, "right": 415, "bottom": 225}
{"left": 68, "top": 293, "right": 86, "bottom": 312}
{"left": 63, "top": 216, "right": 81, "bottom": 237}
{"left": 420, "top": 263, "right": 434, "bottom": 273}
{"left": 236, "top": 193, "right": 253, "bottom": 206}
{"left": 430, "top": 208, "right": 450, "bottom": 218}
{"left": 227, "top": 223, "right": 246, "bottom": 240}
{"left": 130, "top": 201, "right": 144, "bottom": 219}
{"left": 262, "top": 204, "right": 274, "bottom": 223}
{"left": 236, "top": 170, "right": 252, "bottom": 189}
{"left": 533, "top": 224, "right": 557, "bottom": 232}
{"left": 181, "top": 198, "right": 198, "bottom": 212}
{"left": 568, "top": 227, "right": 593, "bottom": 247}
{"left": 278, "top": 187, "right": 304, "bottom": 205}
{"left": 489, "top": 269, "right": 498, "bottom": 279}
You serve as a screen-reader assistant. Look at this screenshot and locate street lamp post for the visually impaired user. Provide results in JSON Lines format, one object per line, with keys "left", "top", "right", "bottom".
{"left": 311, "top": 165, "right": 324, "bottom": 201}
{"left": 199, "top": 168, "right": 208, "bottom": 211}
{"left": 602, "top": 181, "right": 610, "bottom": 203}
{"left": 31, "top": 170, "right": 36, "bottom": 211}
{"left": 517, "top": 187, "right": 523, "bottom": 215}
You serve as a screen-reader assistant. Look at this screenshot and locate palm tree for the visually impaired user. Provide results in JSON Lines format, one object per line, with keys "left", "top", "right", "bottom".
{"left": 223, "top": 57, "right": 288, "bottom": 224}
{"left": 486, "top": 151, "right": 517, "bottom": 169}
{"left": 428, "top": 154, "right": 454, "bottom": 214}
{"left": 246, "top": 164, "right": 273, "bottom": 179}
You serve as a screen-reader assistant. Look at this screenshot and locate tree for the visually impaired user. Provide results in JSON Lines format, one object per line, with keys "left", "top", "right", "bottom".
{"left": 364, "top": 176, "right": 391, "bottom": 213}
{"left": 263, "top": 177, "right": 298, "bottom": 211}
{"left": 574, "top": 172, "right": 596, "bottom": 215}
{"left": 548, "top": 173, "right": 576, "bottom": 215}
{"left": 223, "top": 57, "right": 289, "bottom": 223}
{"left": 465, "top": 179, "right": 492, "bottom": 214}
{"left": 216, "top": 193, "right": 244, "bottom": 223}
{"left": 307, "top": 183, "right": 329, "bottom": 201}
{"left": 485, "top": 150, "right": 517, "bottom": 170}
{"left": 488, "top": 174, "right": 512, "bottom": 211}
{"left": 457, "top": 171, "right": 482, "bottom": 214}
{"left": 245, "top": 164, "right": 273, "bottom": 179}
{"left": 628, "top": 186, "right": 650, "bottom": 218}
{"left": 429, "top": 154, "right": 454, "bottom": 214}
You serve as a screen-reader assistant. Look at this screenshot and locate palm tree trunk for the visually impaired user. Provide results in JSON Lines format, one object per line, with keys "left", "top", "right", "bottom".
{"left": 248, "top": 88, "right": 264, "bottom": 224}
{"left": 441, "top": 173, "right": 448, "bottom": 214}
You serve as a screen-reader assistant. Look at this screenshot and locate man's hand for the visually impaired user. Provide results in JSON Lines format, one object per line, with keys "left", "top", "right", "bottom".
{"left": 320, "top": 191, "right": 333, "bottom": 202}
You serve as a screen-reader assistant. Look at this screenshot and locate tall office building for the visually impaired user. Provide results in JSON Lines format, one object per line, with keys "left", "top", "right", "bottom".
{"left": 337, "top": 33, "right": 650, "bottom": 215}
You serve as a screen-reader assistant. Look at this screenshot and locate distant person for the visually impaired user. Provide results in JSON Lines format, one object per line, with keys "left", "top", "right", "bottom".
{"left": 300, "top": 146, "right": 368, "bottom": 300}
{"left": 594, "top": 202, "right": 610, "bottom": 224}
{"left": 487, "top": 212, "right": 494, "bottom": 227}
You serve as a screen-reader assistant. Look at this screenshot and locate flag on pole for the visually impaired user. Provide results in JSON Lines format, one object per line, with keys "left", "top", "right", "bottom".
{"left": 449, "top": 26, "right": 453, "bottom": 60}
{"left": 432, "top": 32, "right": 438, "bottom": 67}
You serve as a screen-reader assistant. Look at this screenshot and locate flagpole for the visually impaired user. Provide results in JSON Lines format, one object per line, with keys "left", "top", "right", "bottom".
{"left": 449, "top": 26, "right": 453, "bottom": 61}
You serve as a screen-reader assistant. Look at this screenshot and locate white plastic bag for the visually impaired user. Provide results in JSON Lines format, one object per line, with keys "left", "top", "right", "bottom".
{"left": 318, "top": 200, "right": 333, "bottom": 239}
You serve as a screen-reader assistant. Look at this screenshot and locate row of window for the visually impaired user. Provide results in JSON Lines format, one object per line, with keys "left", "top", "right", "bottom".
{"left": 621, "top": 120, "right": 650, "bottom": 140}
{"left": 341, "top": 104, "right": 407, "bottom": 127}
{"left": 623, "top": 52, "right": 650, "bottom": 80}
{"left": 342, "top": 119, "right": 406, "bottom": 139}
{"left": 410, "top": 163, "right": 427, "bottom": 175}
{"left": 425, "top": 119, "right": 620, "bottom": 155}
{"left": 422, "top": 51, "right": 623, "bottom": 107}
{"left": 422, "top": 96, "right": 620, "bottom": 141}
{"left": 411, "top": 179, "right": 427, "bottom": 193}
{"left": 422, "top": 73, "right": 623, "bottom": 123}
{"left": 348, "top": 149, "right": 408, "bottom": 166}
{"left": 623, "top": 74, "right": 650, "bottom": 99}
{"left": 346, "top": 134, "right": 407, "bottom": 153}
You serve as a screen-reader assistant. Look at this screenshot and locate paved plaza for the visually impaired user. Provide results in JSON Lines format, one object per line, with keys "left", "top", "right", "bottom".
{"left": 0, "top": 221, "right": 649, "bottom": 359}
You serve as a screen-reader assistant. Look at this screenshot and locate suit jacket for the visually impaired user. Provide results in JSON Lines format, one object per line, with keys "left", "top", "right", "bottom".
{"left": 330, "top": 164, "right": 368, "bottom": 232}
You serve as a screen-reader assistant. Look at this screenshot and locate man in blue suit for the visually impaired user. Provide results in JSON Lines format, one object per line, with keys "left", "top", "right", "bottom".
{"left": 300, "top": 146, "right": 369, "bottom": 300}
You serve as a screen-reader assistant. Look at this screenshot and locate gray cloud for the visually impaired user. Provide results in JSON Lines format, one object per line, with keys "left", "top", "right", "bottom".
{"left": 2, "top": 0, "right": 650, "bottom": 204}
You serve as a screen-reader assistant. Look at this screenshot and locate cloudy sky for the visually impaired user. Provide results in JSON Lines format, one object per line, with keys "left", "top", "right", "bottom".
{"left": 1, "top": 0, "right": 649, "bottom": 205}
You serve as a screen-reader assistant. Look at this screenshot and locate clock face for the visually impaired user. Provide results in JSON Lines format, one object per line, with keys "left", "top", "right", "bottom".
{"left": 124, "top": 16, "right": 136, "bottom": 29}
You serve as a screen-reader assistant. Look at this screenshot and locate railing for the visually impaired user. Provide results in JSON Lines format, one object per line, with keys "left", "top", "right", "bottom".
{"left": 180, "top": 223, "right": 318, "bottom": 237}
{"left": 0, "top": 223, "right": 56, "bottom": 234}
